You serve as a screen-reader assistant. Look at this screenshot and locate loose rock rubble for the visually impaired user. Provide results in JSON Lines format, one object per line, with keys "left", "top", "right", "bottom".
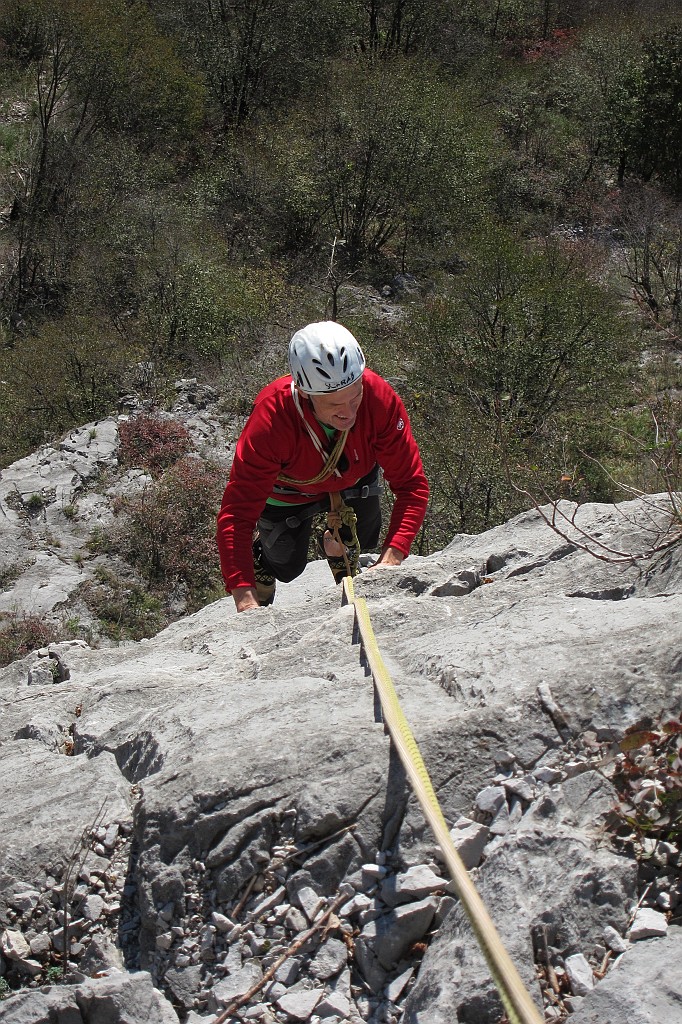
{"left": 2, "top": 718, "right": 679, "bottom": 1023}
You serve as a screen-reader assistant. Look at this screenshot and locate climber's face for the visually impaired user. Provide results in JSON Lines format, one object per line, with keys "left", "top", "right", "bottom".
{"left": 307, "top": 380, "right": 364, "bottom": 431}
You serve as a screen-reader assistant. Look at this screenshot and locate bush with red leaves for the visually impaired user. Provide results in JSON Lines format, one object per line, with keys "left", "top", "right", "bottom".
{"left": 118, "top": 414, "right": 191, "bottom": 478}
{"left": 116, "top": 455, "right": 226, "bottom": 610}
{"left": 0, "top": 614, "right": 59, "bottom": 667}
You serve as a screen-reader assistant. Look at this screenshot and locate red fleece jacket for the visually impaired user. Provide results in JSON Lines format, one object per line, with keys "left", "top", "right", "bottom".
{"left": 216, "top": 369, "right": 429, "bottom": 592}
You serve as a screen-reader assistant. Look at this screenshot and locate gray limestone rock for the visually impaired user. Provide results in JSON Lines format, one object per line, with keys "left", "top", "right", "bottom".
{"left": 309, "top": 937, "right": 348, "bottom": 979}
{"left": 276, "top": 987, "right": 323, "bottom": 1020}
{"left": 570, "top": 928, "right": 682, "bottom": 1023}
{"left": 380, "top": 865, "right": 447, "bottom": 907}
{"left": 0, "top": 971, "right": 178, "bottom": 1024}
{"left": 209, "top": 962, "right": 263, "bottom": 1010}
{"left": 1, "top": 488, "right": 681, "bottom": 1022}
{"left": 628, "top": 907, "right": 669, "bottom": 940}
{"left": 364, "top": 897, "right": 438, "bottom": 970}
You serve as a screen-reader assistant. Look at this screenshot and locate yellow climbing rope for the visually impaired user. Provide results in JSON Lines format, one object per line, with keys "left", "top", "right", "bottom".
{"left": 342, "top": 576, "right": 544, "bottom": 1024}
{"left": 278, "top": 428, "right": 349, "bottom": 487}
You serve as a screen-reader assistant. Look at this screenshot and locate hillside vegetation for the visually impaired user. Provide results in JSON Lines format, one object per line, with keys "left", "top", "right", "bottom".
{"left": 1, "top": 0, "right": 681, "bottom": 554}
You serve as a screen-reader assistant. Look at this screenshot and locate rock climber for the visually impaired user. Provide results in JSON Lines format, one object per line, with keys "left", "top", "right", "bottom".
{"left": 216, "top": 320, "right": 429, "bottom": 612}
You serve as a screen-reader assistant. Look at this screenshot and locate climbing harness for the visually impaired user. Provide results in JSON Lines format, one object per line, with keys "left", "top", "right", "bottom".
{"left": 341, "top": 576, "right": 544, "bottom": 1024}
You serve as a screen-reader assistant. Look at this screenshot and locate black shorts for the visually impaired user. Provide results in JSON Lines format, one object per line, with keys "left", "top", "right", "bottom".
{"left": 256, "top": 466, "right": 382, "bottom": 583}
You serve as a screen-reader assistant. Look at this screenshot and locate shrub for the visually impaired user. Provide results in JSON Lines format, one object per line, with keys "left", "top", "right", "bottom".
{"left": 118, "top": 414, "right": 191, "bottom": 477}
{"left": 80, "top": 569, "right": 167, "bottom": 641}
{"left": 0, "top": 613, "right": 59, "bottom": 667}
{"left": 115, "top": 455, "right": 226, "bottom": 611}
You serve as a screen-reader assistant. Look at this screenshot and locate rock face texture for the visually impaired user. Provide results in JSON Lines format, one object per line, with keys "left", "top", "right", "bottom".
{"left": 1, "top": 471, "right": 681, "bottom": 1021}
{"left": 0, "top": 380, "right": 232, "bottom": 636}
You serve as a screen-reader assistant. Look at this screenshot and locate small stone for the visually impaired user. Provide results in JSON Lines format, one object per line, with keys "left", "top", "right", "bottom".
{"left": 434, "top": 895, "right": 456, "bottom": 927}
{"left": 367, "top": 897, "right": 437, "bottom": 970}
{"left": 1, "top": 929, "right": 31, "bottom": 961}
{"left": 211, "top": 911, "right": 235, "bottom": 933}
{"left": 446, "top": 817, "right": 490, "bottom": 870}
{"left": 316, "top": 990, "right": 351, "bottom": 1018}
{"left": 602, "top": 925, "right": 628, "bottom": 954}
{"left": 103, "top": 823, "right": 119, "bottom": 849}
{"left": 274, "top": 957, "right": 301, "bottom": 985}
{"left": 209, "top": 963, "right": 264, "bottom": 1010}
{"left": 533, "top": 766, "right": 564, "bottom": 785}
{"left": 293, "top": 886, "right": 325, "bottom": 924}
{"left": 9, "top": 891, "right": 41, "bottom": 915}
{"left": 277, "top": 988, "right": 323, "bottom": 1021}
{"left": 156, "top": 932, "right": 173, "bottom": 951}
{"left": 502, "top": 776, "right": 535, "bottom": 801}
{"left": 489, "top": 802, "right": 511, "bottom": 836}
{"left": 29, "top": 933, "right": 52, "bottom": 956}
{"left": 362, "top": 864, "right": 386, "bottom": 885}
{"left": 82, "top": 895, "right": 105, "bottom": 922}
{"left": 475, "top": 786, "right": 506, "bottom": 815}
{"left": 385, "top": 966, "right": 414, "bottom": 1003}
{"left": 565, "top": 953, "right": 594, "bottom": 996}
{"left": 628, "top": 907, "right": 668, "bottom": 940}
{"left": 380, "top": 865, "right": 446, "bottom": 908}
{"left": 340, "top": 894, "right": 371, "bottom": 918}
{"left": 309, "top": 937, "right": 348, "bottom": 980}
{"left": 249, "top": 885, "right": 286, "bottom": 919}
{"left": 285, "top": 906, "right": 309, "bottom": 933}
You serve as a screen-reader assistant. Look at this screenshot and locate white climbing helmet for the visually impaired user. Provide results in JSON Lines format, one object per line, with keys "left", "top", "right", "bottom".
{"left": 288, "top": 321, "right": 366, "bottom": 394}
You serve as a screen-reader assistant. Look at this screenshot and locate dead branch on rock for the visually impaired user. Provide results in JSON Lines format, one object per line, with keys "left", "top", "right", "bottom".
{"left": 500, "top": 400, "right": 681, "bottom": 566}
{"left": 213, "top": 891, "right": 348, "bottom": 1023}
{"left": 60, "top": 799, "right": 108, "bottom": 979}
{"left": 509, "top": 480, "right": 680, "bottom": 565}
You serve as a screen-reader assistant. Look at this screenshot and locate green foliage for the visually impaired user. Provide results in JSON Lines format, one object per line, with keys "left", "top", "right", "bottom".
{"left": 611, "top": 27, "right": 682, "bottom": 191}
{"left": 0, "top": 613, "right": 59, "bottom": 667}
{"left": 411, "top": 223, "right": 633, "bottom": 432}
{"left": 25, "top": 493, "right": 45, "bottom": 515}
{"left": 81, "top": 567, "right": 166, "bottom": 641}
{"left": 612, "top": 394, "right": 682, "bottom": 506}
{"left": 264, "top": 60, "right": 480, "bottom": 267}
{"left": 118, "top": 414, "right": 191, "bottom": 478}
{"left": 0, "top": 314, "right": 138, "bottom": 467}
{"left": 113, "top": 455, "right": 226, "bottom": 610}
{"left": 0, "top": 976, "right": 10, "bottom": 999}
{"left": 0, "top": 0, "right": 205, "bottom": 317}
{"left": 159, "top": 0, "right": 358, "bottom": 127}
{"left": 375, "top": 225, "right": 636, "bottom": 546}
{"left": 134, "top": 249, "right": 283, "bottom": 368}
{"left": 0, "top": 0, "right": 205, "bottom": 142}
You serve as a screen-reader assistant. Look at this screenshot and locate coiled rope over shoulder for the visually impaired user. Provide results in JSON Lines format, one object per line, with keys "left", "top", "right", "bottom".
{"left": 341, "top": 576, "right": 544, "bottom": 1024}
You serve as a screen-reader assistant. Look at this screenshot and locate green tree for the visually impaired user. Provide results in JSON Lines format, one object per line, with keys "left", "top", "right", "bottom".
{"left": 0, "top": 312, "right": 137, "bottom": 465}
{"left": 0, "top": 0, "right": 204, "bottom": 316}
{"left": 390, "top": 224, "right": 635, "bottom": 544}
{"left": 614, "top": 27, "right": 682, "bottom": 191}
{"left": 265, "top": 60, "right": 479, "bottom": 267}
{"left": 416, "top": 224, "right": 633, "bottom": 430}
{"left": 156, "top": 0, "right": 355, "bottom": 128}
